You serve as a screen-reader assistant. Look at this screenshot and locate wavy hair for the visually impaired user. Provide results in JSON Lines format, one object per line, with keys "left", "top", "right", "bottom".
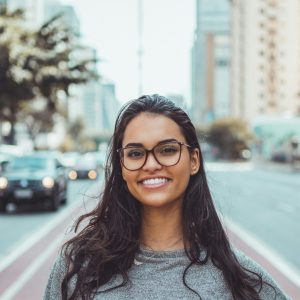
{"left": 61, "top": 94, "right": 272, "bottom": 299}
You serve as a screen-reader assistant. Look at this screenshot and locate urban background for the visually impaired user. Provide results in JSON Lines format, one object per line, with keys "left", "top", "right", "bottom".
{"left": 0, "top": 0, "right": 300, "bottom": 299}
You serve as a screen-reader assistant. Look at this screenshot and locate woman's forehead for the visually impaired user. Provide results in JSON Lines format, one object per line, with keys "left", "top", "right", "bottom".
{"left": 122, "top": 113, "right": 185, "bottom": 145}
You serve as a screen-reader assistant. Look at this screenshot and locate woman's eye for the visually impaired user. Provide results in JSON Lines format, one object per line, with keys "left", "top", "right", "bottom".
{"left": 160, "top": 146, "right": 178, "bottom": 155}
{"left": 127, "top": 149, "right": 145, "bottom": 158}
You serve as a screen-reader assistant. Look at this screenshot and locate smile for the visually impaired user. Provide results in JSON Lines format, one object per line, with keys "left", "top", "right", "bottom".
{"left": 139, "top": 177, "right": 171, "bottom": 187}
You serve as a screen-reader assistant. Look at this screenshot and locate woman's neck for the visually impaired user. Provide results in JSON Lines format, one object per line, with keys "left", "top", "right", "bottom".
{"left": 140, "top": 205, "right": 184, "bottom": 251}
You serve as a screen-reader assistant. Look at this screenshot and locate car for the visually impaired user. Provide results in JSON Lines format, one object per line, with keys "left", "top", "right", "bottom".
{"left": 0, "top": 153, "right": 68, "bottom": 212}
{"left": 67, "top": 155, "right": 100, "bottom": 180}
{"left": 270, "top": 135, "right": 300, "bottom": 164}
{"left": 0, "top": 153, "right": 16, "bottom": 174}
{"left": 61, "top": 151, "right": 81, "bottom": 168}
{"left": 291, "top": 136, "right": 300, "bottom": 170}
{"left": 84, "top": 151, "right": 106, "bottom": 169}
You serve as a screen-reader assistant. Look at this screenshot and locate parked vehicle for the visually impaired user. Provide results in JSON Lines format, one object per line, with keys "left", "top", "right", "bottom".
{"left": 0, "top": 153, "right": 68, "bottom": 212}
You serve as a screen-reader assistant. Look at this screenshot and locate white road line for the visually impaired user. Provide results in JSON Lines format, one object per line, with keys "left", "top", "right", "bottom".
{"left": 0, "top": 233, "right": 63, "bottom": 300}
{"left": 0, "top": 199, "right": 82, "bottom": 273}
{"left": 0, "top": 180, "right": 102, "bottom": 274}
{"left": 224, "top": 217, "right": 300, "bottom": 287}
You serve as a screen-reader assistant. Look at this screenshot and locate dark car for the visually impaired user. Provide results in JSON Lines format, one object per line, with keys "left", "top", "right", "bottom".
{"left": 0, "top": 153, "right": 15, "bottom": 174}
{"left": 0, "top": 153, "right": 68, "bottom": 212}
{"left": 68, "top": 155, "right": 99, "bottom": 180}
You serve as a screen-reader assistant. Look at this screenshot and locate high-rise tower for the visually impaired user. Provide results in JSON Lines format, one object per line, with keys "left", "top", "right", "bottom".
{"left": 191, "top": 0, "right": 230, "bottom": 124}
{"left": 231, "top": 0, "right": 300, "bottom": 121}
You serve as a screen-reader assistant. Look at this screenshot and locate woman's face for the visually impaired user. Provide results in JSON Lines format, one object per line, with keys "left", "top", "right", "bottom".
{"left": 121, "top": 112, "right": 200, "bottom": 210}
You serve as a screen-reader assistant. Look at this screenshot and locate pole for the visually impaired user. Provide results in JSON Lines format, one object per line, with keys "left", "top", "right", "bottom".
{"left": 138, "top": 0, "right": 143, "bottom": 95}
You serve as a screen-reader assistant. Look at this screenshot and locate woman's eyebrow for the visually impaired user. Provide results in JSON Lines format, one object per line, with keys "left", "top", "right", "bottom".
{"left": 124, "top": 142, "right": 144, "bottom": 148}
{"left": 158, "top": 138, "right": 178, "bottom": 145}
{"left": 124, "top": 139, "right": 178, "bottom": 148}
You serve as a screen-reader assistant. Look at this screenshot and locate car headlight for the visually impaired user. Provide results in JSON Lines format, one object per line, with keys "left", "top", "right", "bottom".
{"left": 0, "top": 177, "right": 8, "bottom": 189}
{"left": 42, "top": 177, "right": 55, "bottom": 189}
{"left": 88, "top": 170, "right": 97, "bottom": 180}
{"left": 68, "top": 170, "right": 77, "bottom": 180}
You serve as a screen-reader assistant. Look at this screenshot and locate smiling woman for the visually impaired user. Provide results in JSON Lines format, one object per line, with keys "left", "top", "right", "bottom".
{"left": 44, "top": 95, "right": 289, "bottom": 300}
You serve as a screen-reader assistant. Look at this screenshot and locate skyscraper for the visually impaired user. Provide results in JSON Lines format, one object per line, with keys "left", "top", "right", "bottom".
{"left": 191, "top": 0, "right": 230, "bottom": 124}
{"left": 0, "top": 0, "right": 7, "bottom": 7}
{"left": 231, "top": 0, "right": 300, "bottom": 121}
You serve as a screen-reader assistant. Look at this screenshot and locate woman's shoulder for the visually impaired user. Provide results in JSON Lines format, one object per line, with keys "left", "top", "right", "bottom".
{"left": 233, "top": 248, "right": 291, "bottom": 300}
{"left": 44, "top": 251, "right": 69, "bottom": 300}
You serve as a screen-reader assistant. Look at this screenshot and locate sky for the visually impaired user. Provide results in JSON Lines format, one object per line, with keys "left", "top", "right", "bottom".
{"left": 63, "top": 0, "right": 196, "bottom": 103}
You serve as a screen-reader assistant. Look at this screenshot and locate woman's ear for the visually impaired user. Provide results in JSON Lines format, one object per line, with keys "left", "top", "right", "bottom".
{"left": 190, "top": 148, "right": 200, "bottom": 175}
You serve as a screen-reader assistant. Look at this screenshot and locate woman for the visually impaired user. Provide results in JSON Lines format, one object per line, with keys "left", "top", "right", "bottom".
{"left": 44, "top": 94, "right": 289, "bottom": 300}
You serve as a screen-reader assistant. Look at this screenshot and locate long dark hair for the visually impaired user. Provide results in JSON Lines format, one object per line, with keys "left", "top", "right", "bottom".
{"left": 61, "top": 94, "right": 272, "bottom": 299}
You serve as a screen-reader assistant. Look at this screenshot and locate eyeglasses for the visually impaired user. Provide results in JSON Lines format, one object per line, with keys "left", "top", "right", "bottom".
{"left": 117, "top": 141, "right": 191, "bottom": 171}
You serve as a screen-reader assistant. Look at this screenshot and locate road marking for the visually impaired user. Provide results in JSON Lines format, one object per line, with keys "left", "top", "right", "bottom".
{"left": 224, "top": 217, "right": 300, "bottom": 288}
{"left": 0, "top": 232, "right": 63, "bottom": 300}
{"left": 0, "top": 180, "right": 102, "bottom": 274}
{"left": 0, "top": 199, "right": 81, "bottom": 273}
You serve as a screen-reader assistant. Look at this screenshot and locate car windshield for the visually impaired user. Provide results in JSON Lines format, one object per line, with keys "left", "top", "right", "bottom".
{"left": 7, "top": 157, "right": 50, "bottom": 171}
{"left": 75, "top": 157, "right": 96, "bottom": 168}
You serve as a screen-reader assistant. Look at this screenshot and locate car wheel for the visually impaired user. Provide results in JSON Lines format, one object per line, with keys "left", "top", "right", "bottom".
{"left": 49, "top": 193, "right": 60, "bottom": 212}
{"left": 61, "top": 196, "right": 67, "bottom": 205}
{"left": 60, "top": 185, "right": 68, "bottom": 205}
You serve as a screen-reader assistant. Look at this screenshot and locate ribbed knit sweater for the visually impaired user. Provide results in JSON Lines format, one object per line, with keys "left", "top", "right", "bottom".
{"left": 44, "top": 248, "right": 289, "bottom": 299}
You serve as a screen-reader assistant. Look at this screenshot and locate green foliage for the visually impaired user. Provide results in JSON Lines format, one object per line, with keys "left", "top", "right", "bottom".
{"left": 0, "top": 7, "right": 98, "bottom": 144}
{"left": 194, "top": 124, "right": 209, "bottom": 143}
{"left": 0, "top": 8, "right": 36, "bottom": 122}
{"left": 207, "top": 117, "right": 254, "bottom": 160}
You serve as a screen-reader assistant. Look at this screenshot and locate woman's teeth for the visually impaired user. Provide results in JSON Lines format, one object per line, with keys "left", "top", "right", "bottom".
{"left": 142, "top": 178, "right": 169, "bottom": 185}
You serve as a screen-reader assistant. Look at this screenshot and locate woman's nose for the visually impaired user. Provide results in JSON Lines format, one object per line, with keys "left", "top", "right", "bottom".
{"left": 142, "top": 152, "right": 162, "bottom": 171}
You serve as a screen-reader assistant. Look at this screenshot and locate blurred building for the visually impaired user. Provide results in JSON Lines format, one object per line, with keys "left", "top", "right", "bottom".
{"left": 5, "top": 0, "right": 79, "bottom": 31}
{"left": 0, "top": 0, "right": 7, "bottom": 7}
{"left": 231, "top": 0, "right": 300, "bottom": 121}
{"left": 44, "top": 1, "right": 80, "bottom": 35}
{"left": 7, "top": 0, "right": 44, "bottom": 26}
{"left": 69, "top": 79, "right": 120, "bottom": 137}
{"left": 166, "top": 94, "right": 186, "bottom": 109}
{"left": 191, "top": 0, "right": 231, "bottom": 124}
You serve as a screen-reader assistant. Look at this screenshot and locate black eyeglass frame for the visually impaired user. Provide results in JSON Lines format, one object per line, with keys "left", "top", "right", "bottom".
{"left": 117, "top": 141, "right": 191, "bottom": 171}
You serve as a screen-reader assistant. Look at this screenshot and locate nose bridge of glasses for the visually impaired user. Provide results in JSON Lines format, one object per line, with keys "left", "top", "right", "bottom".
{"left": 143, "top": 148, "right": 161, "bottom": 167}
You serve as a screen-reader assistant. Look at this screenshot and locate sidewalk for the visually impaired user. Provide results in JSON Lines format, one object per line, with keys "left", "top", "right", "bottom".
{"left": 252, "top": 158, "right": 298, "bottom": 173}
{"left": 205, "top": 158, "right": 300, "bottom": 173}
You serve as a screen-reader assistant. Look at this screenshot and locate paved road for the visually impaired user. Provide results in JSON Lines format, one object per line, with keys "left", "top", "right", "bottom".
{"left": 206, "top": 162, "right": 300, "bottom": 272}
{"left": 0, "top": 177, "right": 103, "bottom": 300}
{"left": 0, "top": 178, "right": 102, "bottom": 261}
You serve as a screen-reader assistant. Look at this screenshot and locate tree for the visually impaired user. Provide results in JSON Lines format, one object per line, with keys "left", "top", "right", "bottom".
{"left": 207, "top": 118, "right": 254, "bottom": 160}
{"left": 0, "top": 8, "right": 98, "bottom": 144}
{"left": 0, "top": 8, "right": 36, "bottom": 143}
{"left": 33, "top": 13, "right": 98, "bottom": 116}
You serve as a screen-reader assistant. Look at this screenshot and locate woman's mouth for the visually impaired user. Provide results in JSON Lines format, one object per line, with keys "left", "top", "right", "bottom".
{"left": 139, "top": 177, "right": 171, "bottom": 188}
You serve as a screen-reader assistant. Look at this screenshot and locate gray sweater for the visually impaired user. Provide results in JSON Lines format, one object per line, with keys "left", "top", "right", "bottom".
{"left": 44, "top": 248, "right": 289, "bottom": 299}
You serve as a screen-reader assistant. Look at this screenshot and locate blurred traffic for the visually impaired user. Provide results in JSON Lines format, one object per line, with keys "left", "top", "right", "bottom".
{"left": 0, "top": 146, "right": 107, "bottom": 213}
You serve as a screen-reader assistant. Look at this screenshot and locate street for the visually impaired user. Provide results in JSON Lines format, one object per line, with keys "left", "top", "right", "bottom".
{"left": 0, "top": 163, "right": 299, "bottom": 299}
{"left": 207, "top": 162, "right": 300, "bottom": 271}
